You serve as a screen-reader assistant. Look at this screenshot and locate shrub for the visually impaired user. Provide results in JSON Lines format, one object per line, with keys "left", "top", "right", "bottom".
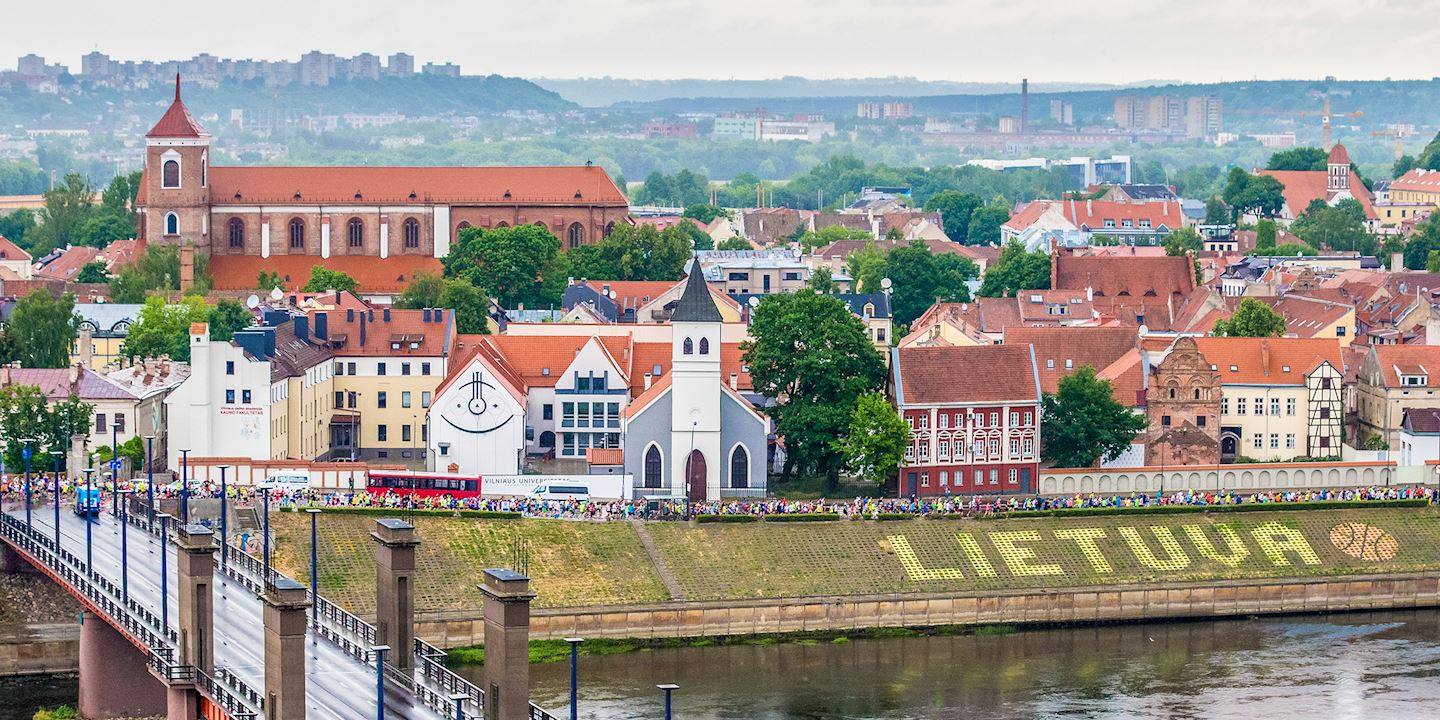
{"left": 996, "top": 499, "right": 1429, "bottom": 519}
{"left": 873, "top": 513, "right": 916, "bottom": 521}
{"left": 695, "top": 514, "right": 760, "bottom": 523}
{"left": 763, "top": 513, "right": 841, "bottom": 522}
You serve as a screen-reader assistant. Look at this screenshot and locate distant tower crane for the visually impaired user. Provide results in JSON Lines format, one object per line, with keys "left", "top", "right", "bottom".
{"left": 1371, "top": 127, "right": 1409, "bottom": 162}
{"left": 1232, "top": 93, "right": 1362, "bottom": 149}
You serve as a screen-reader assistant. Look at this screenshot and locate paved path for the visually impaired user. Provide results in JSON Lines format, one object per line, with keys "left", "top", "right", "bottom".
{"left": 630, "top": 521, "right": 685, "bottom": 600}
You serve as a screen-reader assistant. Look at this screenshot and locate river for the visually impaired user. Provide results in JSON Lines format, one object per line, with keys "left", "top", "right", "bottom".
{"left": 463, "top": 610, "right": 1440, "bottom": 720}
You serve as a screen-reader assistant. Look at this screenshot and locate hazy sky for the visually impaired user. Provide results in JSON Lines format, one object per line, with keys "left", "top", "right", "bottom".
{"left": 6, "top": 0, "right": 1439, "bottom": 83}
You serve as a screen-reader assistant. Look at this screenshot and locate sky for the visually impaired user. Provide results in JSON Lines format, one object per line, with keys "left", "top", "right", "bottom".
{"left": 6, "top": 0, "right": 1440, "bottom": 84}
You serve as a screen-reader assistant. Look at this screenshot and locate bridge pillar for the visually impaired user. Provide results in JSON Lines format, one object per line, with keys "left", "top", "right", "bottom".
{"left": 480, "top": 568, "right": 536, "bottom": 720}
{"left": 78, "top": 610, "right": 167, "bottom": 718}
{"left": 0, "top": 542, "right": 37, "bottom": 574}
{"left": 174, "top": 523, "right": 217, "bottom": 675}
{"left": 264, "top": 578, "right": 312, "bottom": 720}
{"left": 371, "top": 518, "right": 418, "bottom": 670}
{"left": 164, "top": 684, "right": 201, "bottom": 720}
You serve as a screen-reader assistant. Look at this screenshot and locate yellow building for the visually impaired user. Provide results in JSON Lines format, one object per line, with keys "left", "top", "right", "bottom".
{"left": 70, "top": 304, "right": 142, "bottom": 370}
{"left": 1193, "top": 337, "right": 1344, "bottom": 461}
{"left": 1388, "top": 169, "right": 1440, "bottom": 207}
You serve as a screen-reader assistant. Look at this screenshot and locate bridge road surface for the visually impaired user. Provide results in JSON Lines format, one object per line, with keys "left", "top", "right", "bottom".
{"left": 5, "top": 503, "right": 447, "bottom": 720}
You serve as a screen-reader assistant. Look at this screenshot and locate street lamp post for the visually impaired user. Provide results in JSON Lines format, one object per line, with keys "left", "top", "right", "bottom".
{"left": 372, "top": 645, "right": 390, "bottom": 720}
{"left": 657, "top": 684, "right": 679, "bottom": 720}
{"left": 218, "top": 465, "right": 229, "bottom": 567}
{"left": 159, "top": 513, "right": 170, "bottom": 634}
{"left": 262, "top": 487, "right": 271, "bottom": 588}
{"left": 178, "top": 449, "right": 191, "bottom": 525}
{"left": 143, "top": 435, "right": 155, "bottom": 530}
{"left": 564, "top": 637, "right": 583, "bottom": 720}
{"left": 118, "top": 489, "right": 131, "bottom": 603}
{"left": 48, "top": 450, "right": 61, "bottom": 550}
{"left": 21, "top": 437, "right": 34, "bottom": 530}
{"left": 83, "top": 469, "right": 94, "bottom": 577}
{"left": 306, "top": 508, "right": 321, "bottom": 624}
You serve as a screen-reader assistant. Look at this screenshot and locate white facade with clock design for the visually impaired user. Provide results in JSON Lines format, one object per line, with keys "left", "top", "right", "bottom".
{"left": 426, "top": 355, "right": 526, "bottom": 476}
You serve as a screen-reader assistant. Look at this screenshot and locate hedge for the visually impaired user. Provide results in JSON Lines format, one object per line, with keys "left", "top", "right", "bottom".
{"left": 873, "top": 513, "right": 917, "bottom": 522}
{"left": 276, "top": 506, "right": 520, "bottom": 520}
{"left": 695, "top": 514, "right": 760, "bottom": 524}
{"left": 763, "top": 513, "right": 842, "bottom": 522}
{"left": 993, "top": 498, "right": 1430, "bottom": 519}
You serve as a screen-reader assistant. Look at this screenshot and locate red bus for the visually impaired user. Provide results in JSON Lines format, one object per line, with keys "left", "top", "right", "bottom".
{"left": 366, "top": 470, "right": 482, "bottom": 499}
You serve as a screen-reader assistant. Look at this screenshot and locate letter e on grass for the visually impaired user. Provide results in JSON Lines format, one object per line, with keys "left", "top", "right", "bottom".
{"left": 989, "top": 531, "right": 1064, "bottom": 577}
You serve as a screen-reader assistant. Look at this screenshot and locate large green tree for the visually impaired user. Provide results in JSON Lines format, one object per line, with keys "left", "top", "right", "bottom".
{"left": 884, "top": 239, "right": 978, "bottom": 327}
{"left": 567, "top": 223, "right": 690, "bottom": 281}
{"left": 1290, "top": 203, "right": 1375, "bottom": 254}
{"left": 1212, "top": 297, "right": 1286, "bottom": 337}
{"left": 0, "top": 386, "right": 93, "bottom": 471}
{"left": 25, "top": 173, "right": 95, "bottom": 255}
{"left": 444, "top": 224, "right": 565, "bottom": 309}
{"left": 108, "top": 245, "right": 212, "bottom": 302}
{"left": 302, "top": 267, "right": 358, "bottom": 293}
{"left": 396, "top": 270, "right": 491, "bottom": 334}
{"left": 122, "top": 296, "right": 210, "bottom": 362}
{"left": 965, "top": 204, "right": 1011, "bottom": 246}
{"left": 1222, "top": 168, "right": 1285, "bottom": 220}
{"left": 742, "top": 290, "right": 886, "bottom": 484}
{"left": 0, "top": 209, "right": 36, "bottom": 247}
{"left": 682, "top": 204, "right": 728, "bottom": 225}
{"left": 833, "top": 392, "right": 909, "bottom": 486}
{"left": 922, "top": 190, "right": 983, "bottom": 242}
{"left": 1162, "top": 227, "right": 1204, "bottom": 257}
{"left": 1, "top": 290, "right": 79, "bottom": 368}
{"left": 1265, "top": 147, "right": 1329, "bottom": 171}
{"left": 978, "top": 241, "right": 1050, "bottom": 297}
{"left": 1040, "top": 367, "right": 1147, "bottom": 468}
{"left": 208, "top": 299, "right": 254, "bottom": 342}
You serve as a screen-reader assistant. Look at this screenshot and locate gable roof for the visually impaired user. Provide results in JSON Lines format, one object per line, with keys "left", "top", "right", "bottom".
{"left": 3, "top": 367, "right": 137, "bottom": 401}
{"left": 1370, "top": 344, "right": 1440, "bottom": 388}
{"left": 1060, "top": 198, "right": 1185, "bottom": 229}
{"left": 304, "top": 291, "right": 454, "bottom": 358}
{"left": 206, "top": 165, "right": 626, "bottom": 206}
{"left": 1257, "top": 168, "right": 1377, "bottom": 221}
{"left": 146, "top": 76, "right": 208, "bottom": 139}
{"left": 893, "top": 344, "right": 1040, "bottom": 405}
{"left": 0, "top": 235, "right": 30, "bottom": 262}
{"left": 1191, "top": 337, "right": 1343, "bottom": 385}
{"left": 1402, "top": 407, "right": 1440, "bottom": 434}
{"left": 1052, "top": 251, "right": 1195, "bottom": 300}
{"left": 1003, "top": 325, "right": 1139, "bottom": 398}
{"left": 1390, "top": 168, "right": 1440, "bottom": 194}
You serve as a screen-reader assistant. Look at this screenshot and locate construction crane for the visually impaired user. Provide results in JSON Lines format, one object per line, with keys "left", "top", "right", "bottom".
{"left": 1231, "top": 93, "right": 1363, "bottom": 149}
{"left": 1372, "top": 127, "right": 1409, "bottom": 162}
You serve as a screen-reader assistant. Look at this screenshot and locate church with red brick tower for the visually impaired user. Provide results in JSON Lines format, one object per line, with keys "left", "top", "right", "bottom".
{"left": 135, "top": 77, "right": 631, "bottom": 293}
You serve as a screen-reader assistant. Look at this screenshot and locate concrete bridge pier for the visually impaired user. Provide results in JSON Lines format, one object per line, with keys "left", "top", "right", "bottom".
{"left": 77, "top": 610, "right": 167, "bottom": 718}
{"left": 372, "top": 518, "right": 419, "bottom": 670}
{"left": 175, "top": 524, "right": 217, "bottom": 674}
{"left": 264, "top": 578, "right": 312, "bottom": 720}
{"left": 1, "top": 542, "right": 38, "bottom": 574}
{"left": 481, "top": 569, "right": 536, "bottom": 720}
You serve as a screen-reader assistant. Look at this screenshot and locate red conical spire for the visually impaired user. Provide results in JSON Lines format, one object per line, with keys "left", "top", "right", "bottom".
{"left": 145, "top": 75, "right": 208, "bottom": 139}
{"left": 175, "top": 73, "right": 181, "bottom": 102}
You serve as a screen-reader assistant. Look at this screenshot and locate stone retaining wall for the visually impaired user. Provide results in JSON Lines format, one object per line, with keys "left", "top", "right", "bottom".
{"left": 0, "top": 623, "right": 79, "bottom": 676}
{"left": 417, "top": 572, "right": 1440, "bottom": 647}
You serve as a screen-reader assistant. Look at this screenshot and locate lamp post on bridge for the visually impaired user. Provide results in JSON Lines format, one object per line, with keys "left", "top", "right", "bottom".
{"left": 564, "top": 637, "right": 583, "bottom": 720}
{"left": 143, "top": 435, "right": 155, "bottom": 530}
{"left": 20, "top": 436, "right": 35, "bottom": 531}
{"left": 447, "top": 693, "right": 468, "bottom": 720}
{"left": 371, "top": 644, "right": 390, "bottom": 720}
{"left": 118, "top": 489, "right": 131, "bottom": 603}
{"left": 48, "top": 450, "right": 61, "bottom": 550}
{"left": 82, "top": 468, "right": 94, "bottom": 578}
{"left": 110, "top": 416, "right": 121, "bottom": 514}
{"left": 158, "top": 513, "right": 170, "bottom": 635}
{"left": 217, "top": 465, "right": 229, "bottom": 567}
{"left": 178, "top": 448, "right": 190, "bottom": 525}
{"left": 262, "top": 486, "right": 271, "bottom": 589}
{"left": 306, "top": 508, "right": 321, "bottom": 624}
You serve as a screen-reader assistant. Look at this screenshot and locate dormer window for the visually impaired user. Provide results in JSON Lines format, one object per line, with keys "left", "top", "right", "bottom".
{"left": 1403, "top": 375, "right": 1426, "bottom": 386}
{"left": 1139, "top": 219, "right": 1151, "bottom": 228}
{"left": 1103, "top": 219, "right": 1116, "bottom": 228}
{"left": 1121, "top": 219, "right": 1133, "bottom": 228}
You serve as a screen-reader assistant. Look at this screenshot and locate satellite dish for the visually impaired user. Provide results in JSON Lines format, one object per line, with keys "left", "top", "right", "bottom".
{"left": 880, "top": 277, "right": 893, "bottom": 290}
{"left": 245, "top": 294, "right": 260, "bottom": 310}
{"left": 748, "top": 296, "right": 761, "bottom": 308}
{"left": 608, "top": 290, "right": 617, "bottom": 299}
{"left": 793, "top": 247, "right": 803, "bottom": 259}
{"left": 269, "top": 286, "right": 283, "bottom": 301}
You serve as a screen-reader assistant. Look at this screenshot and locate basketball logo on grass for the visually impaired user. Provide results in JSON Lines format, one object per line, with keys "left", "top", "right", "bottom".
{"left": 1329, "top": 523, "right": 1399, "bottom": 562}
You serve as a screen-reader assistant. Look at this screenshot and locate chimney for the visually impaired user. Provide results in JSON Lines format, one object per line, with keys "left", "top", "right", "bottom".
{"left": 644, "top": 373, "right": 653, "bottom": 390}
{"left": 1020, "top": 78, "right": 1029, "bottom": 133}
{"left": 179, "top": 243, "right": 195, "bottom": 293}
{"left": 314, "top": 312, "right": 328, "bottom": 340}
{"left": 68, "top": 361, "right": 80, "bottom": 387}
{"left": 1086, "top": 199, "right": 1093, "bottom": 215}
{"left": 360, "top": 312, "right": 368, "bottom": 347}
{"left": 1260, "top": 340, "right": 1271, "bottom": 375}
{"left": 1393, "top": 252, "right": 1405, "bottom": 271}
{"left": 0, "top": 364, "right": 9, "bottom": 386}
{"left": 729, "top": 373, "right": 738, "bottom": 390}
{"left": 78, "top": 325, "right": 94, "bottom": 368}
{"left": 294, "top": 314, "right": 309, "bottom": 343}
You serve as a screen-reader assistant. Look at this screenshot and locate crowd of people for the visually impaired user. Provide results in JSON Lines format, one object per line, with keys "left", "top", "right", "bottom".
{"left": 2, "top": 473, "right": 1434, "bottom": 522}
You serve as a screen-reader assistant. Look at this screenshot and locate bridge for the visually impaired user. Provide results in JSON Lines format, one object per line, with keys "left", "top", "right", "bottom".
{"left": 0, "top": 491, "right": 556, "bottom": 720}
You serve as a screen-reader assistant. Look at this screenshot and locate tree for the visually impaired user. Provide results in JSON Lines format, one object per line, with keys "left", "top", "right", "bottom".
{"left": 845, "top": 241, "right": 887, "bottom": 294}
{"left": 1222, "top": 168, "right": 1284, "bottom": 220}
{"left": 439, "top": 278, "right": 491, "bottom": 334}
{"left": 1040, "top": 367, "right": 1147, "bottom": 468}
{"left": 302, "top": 266, "right": 358, "bottom": 293}
{"left": 122, "top": 296, "right": 210, "bottom": 362}
{"left": 1290, "top": 204, "right": 1374, "bottom": 254}
{"left": 566, "top": 224, "right": 690, "bottom": 282}
{"left": 395, "top": 270, "right": 446, "bottom": 309}
{"left": 676, "top": 219, "right": 712, "bottom": 251}
{"left": 742, "top": 291, "right": 886, "bottom": 485}
{"left": 809, "top": 267, "right": 836, "bottom": 294}
{"left": 966, "top": 204, "right": 1011, "bottom": 246}
{"left": 208, "top": 299, "right": 253, "bottom": 342}
{"left": 1, "top": 290, "right": 78, "bottom": 368}
{"left": 1212, "top": 297, "right": 1286, "bottom": 337}
{"left": 1265, "top": 147, "right": 1328, "bottom": 171}
{"left": 73, "top": 213, "right": 135, "bottom": 247}
{"left": 0, "top": 209, "right": 36, "bottom": 247}
{"left": 716, "top": 236, "right": 752, "bottom": 250}
{"left": 108, "top": 245, "right": 212, "bottom": 302}
{"left": 1162, "top": 227, "right": 1203, "bottom": 257}
{"left": 1394, "top": 155, "right": 1418, "bottom": 179}
{"left": 833, "top": 392, "right": 909, "bottom": 486}
{"left": 24, "top": 173, "right": 95, "bottom": 255}
{"left": 797, "top": 225, "right": 869, "bottom": 253}
{"left": 885, "top": 239, "right": 978, "bottom": 327}
{"left": 978, "top": 241, "right": 1050, "bottom": 297}
{"left": 75, "top": 261, "right": 109, "bottom": 284}
{"left": 1203, "top": 197, "right": 1230, "bottom": 225}
{"left": 93, "top": 436, "right": 145, "bottom": 470}
{"left": 682, "top": 204, "right": 728, "bottom": 225}
{"left": 257, "top": 270, "right": 284, "bottom": 291}
{"left": 444, "top": 225, "right": 563, "bottom": 309}
{"left": 1254, "top": 218, "right": 1278, "bottom": 248}
{"left": 922, "top": 190, "right": 982, "bottom": 242}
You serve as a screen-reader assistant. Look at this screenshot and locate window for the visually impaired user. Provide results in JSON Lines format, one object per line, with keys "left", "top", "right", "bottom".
{"left": 699, "top": 337, "right": 710, "bottom": 355}
{"left": 377, "top": 425, "right": 388, "bottom": 442}
{"left": 990, "top": 412, "right": 999, "bottom": 426}
{"left": 1320, "top": 406, "right": 1330, "bottom": 419}
{"left": 1253, "top": 433, "right": 1262, "bottom": 449}
{"left": 1009, "top": 438, "right": 1020, "bottom": 455}
{"left": 975, "top": 470, "right": 983, "bottom": 486}
{"left": 644, "top": 445, "right": 662, "bottom": 488}
{"left": 918, "top": 441, "right": 929, "bottom": 462}
{"left": 165, "top": 213, "right": 178, "bottom": 235}
{"left": 289, "top": 218, "right": 305, "bottom": 249}
{"left": 1237, "top": 398, "right": 1246, "bottom": 415}
{"left": 377, "top": 362, "right": 386, "bottom": 376}
{"left": 1220, "top": 397, "right": 1229, "bottom": 415}
{"left": 938, "top": 440, "right": 950, "bottom": 460}
{"left": 567, "top": 222, "right": 585, "bottom": 249}
{"left": 917, "top": 415, "right": 928, "bottom": 430}
{"left": 421, "top": 362, "right": 431, "bottom": 376}
{"left": 1254, "top": 397, "right": 1263, "bottom": 414}
{"left": 1286, "top": 433, "right": 1296, "bottom": 449}
{"left": 1104, "top": 219, "right": 1116, "bottom": 228}
{"left": 162, "top": 159, "right": 180, "bottom": 188}
{"left": 876, "top": 327, "right": 887, "bottom": 343}
{"left": 347, "top": 392, "right": 357, "bottom": 408}
{"left": 683, "top": 338, "right": 693, "bottom": 355}
{"left": 1197, "top": 416, "right": 1207, "bottom": 427}
{"left": 1337, "top": 326, "right": 1347, "bottom": 337}
{"left": 228, "top": 218, "right": 244, "bottom": 248}
{"left": 919, "top": 472, "right": 929, "bottom": 488}
{"left": 401, "top": 391, "right": 412, "bottom": 408}
{"left": 1009, "top": 469, "right": 1018, "bottom": 484}
{"left": 1162, "top": 415, "right": 1172, "bottom": 427}
{"left": 94, "top": 413, "right": 105, "bottom": 432}
{"left": 1269, "top": 434, "right": 1279, "bottom": 449}
{"left": 348, "top": 218, "right": 364, "bottom": 248}
{"left": 402, "top": 363, "right": 411, "bottom": 376}
{"left": 1009, "top": 411, "right": 1018, "bottom": 426}
{"left": 939, "top": 471, "right": 948, "bottom": 487}
{"left": 242, "top": 390, "right": 251, "bottom": 404}
{"left": 335, "top": 391, "right": 344, "bottom": 407}
{"left": 226, "top": 361, "right": 235, "bottom": 375}
{"left": 402, "top": 425, "right": 412, "bottom": 442}
{"left": 989, "top": 469, "right": 998, "bottom": 485}
{"left": 730, "top": 446, "right": 749, "bottom": 488}
{"left": 403, "top": 218, "right": 421, "bottom": 248}
{"left": 989, "top": 439, "right": 999, "bottom": 456}
{"left": 904, "top": 443, "right": 914, "bottom": 461}
{"left": 1023, "top": 438, "right": 1034, "bottom": 457}
{"left": 225, "top": 390, "right": 236, "bottom": 404}
{"left": 1024, "top": 412, "right": 1032, "bottom": 426}
{"left": 1321, "top": 377, "right": 1333, "bottom": 390}
{"left": 543, "top": 404, "right": 554, "bottom": 420}
{"left": 421, "top": 392, "right": 431, "bottom": 408}
{"left": 1270, "top": 398, "right": 1280, "bottom": 416}
{"left": 377, "top": 391, "right": 387, "bottom": 408}
{"left": 1286, "top": 398, "right": 1296, "bottom": 416}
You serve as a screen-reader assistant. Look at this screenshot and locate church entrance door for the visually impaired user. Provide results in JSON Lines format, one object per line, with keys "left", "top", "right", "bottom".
{"left": 686, "top": 450, "right": 707, "bottom": 504}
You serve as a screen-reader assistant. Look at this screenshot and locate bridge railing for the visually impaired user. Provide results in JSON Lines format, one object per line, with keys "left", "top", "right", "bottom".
{"left": 200, "top": 667, "right": 261, "bottom": 720}
{"left": 414, "top": 637, "right": 483, "bottom": 720}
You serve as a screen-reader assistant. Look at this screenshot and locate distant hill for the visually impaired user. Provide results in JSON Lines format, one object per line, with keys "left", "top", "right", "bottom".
{"left": 530, "top": 76, "right": 1136, "bottom": 107}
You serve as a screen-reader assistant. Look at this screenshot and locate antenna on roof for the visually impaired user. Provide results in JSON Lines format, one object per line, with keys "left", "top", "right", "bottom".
{"left": 245, "top": 294, "right": 260, "bottom": 310}
{"left": 174, "top": 74, "right": 181, "bottom": 102}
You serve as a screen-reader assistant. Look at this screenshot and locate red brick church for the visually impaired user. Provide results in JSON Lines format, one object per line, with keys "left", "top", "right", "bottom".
{"left": 135, "top": 77, "right": 631, "bottom": 293}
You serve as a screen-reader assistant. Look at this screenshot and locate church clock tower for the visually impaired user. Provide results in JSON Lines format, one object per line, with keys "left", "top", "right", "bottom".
{"left": 668, "top": 263, "right": 723, "bottom": 503}
{"left": 140, "top": 75, "right": 211, "bottom": 250}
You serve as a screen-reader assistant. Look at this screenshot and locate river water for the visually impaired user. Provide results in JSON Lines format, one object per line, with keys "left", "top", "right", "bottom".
{"left": 475, "top": 611, "right": 1440, "bottom": 720}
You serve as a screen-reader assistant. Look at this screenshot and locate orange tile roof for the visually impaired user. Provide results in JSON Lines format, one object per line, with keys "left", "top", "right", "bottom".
{"left": 586, "top": 448, "right": 624, "bottom": 465}
{"left": 0, "top": 234, "right": 30, "bottom": 262}
{"left": 35, "top": 246, "right": 101, "bottom": 281}
{"left": 1003, "top": 325, "right": 1139, "bottom": 398}
{"left": 1061, "top": 199, "right": 1185, "bottom": 229}
{"left": 624, "top": 373, "right": 672, "bottom": 418}
{"left": 146, "top": 77, "right": 208, "bottom": 138}
{"left": 1000, "top": 201, "right": 1049, "bottom": 232}
{"left": 1370, "top": 345, "right": 1440, "bottom": 388}
{"left": 1053, "top": 252, "right": 1195, "bottom": 300}
{"left": 209, "top": 254, "right": 443, "bottom": 294}
{"left": 303, "top": 291, "right": 454, "bottom": 357}
{"left": 207, "top": 165, "right": 626, "bottom": 206}
{"left": 894, "top": 344, "right": 1040, "bottom": 405}
{"left": 1257, "top": 168, "right": 1377, "bottom": 220}
{"left": 1390, "top": 168, "right": 1440, "bottom": 193}
{"left": 1191, "top": 337, "right": 1343, "bottom": 385}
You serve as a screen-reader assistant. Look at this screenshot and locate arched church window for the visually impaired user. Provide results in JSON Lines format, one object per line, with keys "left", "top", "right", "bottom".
{"left": 162, "top": 159, "right": 180, "bottom": 189}
{"left": 644, "top": 445, "right": 662, "bottom": 488}
{"left": 699, "top": 337, "right": 710, "bottom": 355}
{"left": 683, "top": 338, "right": 694, "bottom": 355}
{"left": 568, "top": 222, "right": 585, "bottom": 249}
{"left": 289, "top": 218, "right": 305, "bottom": 249}
{"left": 165, "top": 212, "right": 178, "bottom": 235}
{"left": 348, "top": 218, "right": 364, "bottom": 248}
{"left": 228, "top": 218, "right": 244, "bottom": 248}
{"left": 730, "top": 446, "right": 749, "bottom": 489}
{"left": 404, "top": 218, "right": 421, "bottom": 248}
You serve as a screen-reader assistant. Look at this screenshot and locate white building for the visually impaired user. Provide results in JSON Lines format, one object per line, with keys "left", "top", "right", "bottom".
{"left": 426, "top": 344, "right": 527, "bottom": 476}
{"left": 164, "top": 323, "right": 287, "bottom": 468}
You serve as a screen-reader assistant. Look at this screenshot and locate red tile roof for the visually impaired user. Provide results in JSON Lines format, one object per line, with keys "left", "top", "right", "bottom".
{"left": 1052, "top": 252, "right": 1195, "bottom": 300}
{"left": 1002, "top": 325, "right": 1139, "bottom": 398}
{"left": 1390, "top": 168, "right": 1440, "bottom": 194}
{"left": 1191, "top": 337, "right": 1343, "bottom": 385}
{"left": 0, "top": 235, "right": 30, "bottom": 262}
{"left": 36, "top": 247, "right": 101, "bottom": 282}
{"left": 1328, "top": 144, "right": 1351, "bottom": 165}
{"left": 1403, "top": 407, "right": 1440, "bottom": 434}
{"left": 1000, "top": 201, "right": 1049, "bottom": 232}
{"left": 1370, "top": 345, "right": 1440, "bottom": 388}
{"left": 207, "top": 165, "right": 626, "bottom": 206}
{"left": 1060, "top": 199, "right": 1185, "bottom": 230}
{"left": 209, "top": 254, "right": 443, "bottom": 294}
{"left": 302, "top": 291, "right": 454, "bottom": 358}
{"left": 1257, "top": 168, "right": 1377, "bottom": 221}
{"left": 894, "top": 344, "right": 1039, "bottom": 405}
{"left": 146, "top": 76, "right": 208, "bottom": 139}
